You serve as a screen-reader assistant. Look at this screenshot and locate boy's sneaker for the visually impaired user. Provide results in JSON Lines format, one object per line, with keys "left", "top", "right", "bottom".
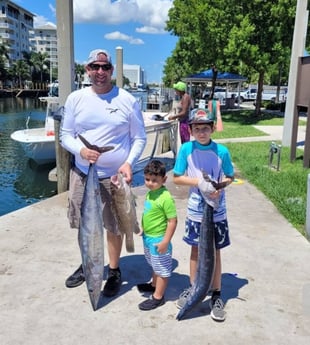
{"left": 137, "top": 282, "right": 156, "bottom": 293}
{"left": 209, "top": 297, "right": 226, "bottom": 321}
{"left": 176, "top": 286, "right": 192, "bottom": 309}
{"left": 65, "top": 264, "right": 85, "bottom": 288}
{"left": 103, "top": 267, "right": 122, "bottom": 297}
{"left": 138, "top": 295, "right": 165, "bottom": 311}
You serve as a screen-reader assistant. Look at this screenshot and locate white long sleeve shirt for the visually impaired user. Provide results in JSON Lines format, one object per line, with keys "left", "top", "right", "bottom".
{"left": 60, "top": 86, "right": 146, "bottom": 178}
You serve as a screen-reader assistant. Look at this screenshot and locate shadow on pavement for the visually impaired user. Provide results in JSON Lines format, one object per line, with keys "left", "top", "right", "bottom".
{"left": 222, "top": 272, "right": 248, "bottom": 303}
{"left": 173, "top": 272, "right": 249, "bottom": 321}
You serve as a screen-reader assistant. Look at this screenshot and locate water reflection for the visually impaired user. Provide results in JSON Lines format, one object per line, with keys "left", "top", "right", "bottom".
{"left": 14, "top": 160, "right": 57, "bottom": 199}
{"left": 0, "top": 97, "right": 45, "bottom": 114}
{"left": 0, "top": 97, "right": 56, "bottom": 216}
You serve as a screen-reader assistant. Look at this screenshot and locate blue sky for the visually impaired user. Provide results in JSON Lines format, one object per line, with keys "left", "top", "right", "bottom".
{"left": 16, "top": 0, "right": 178, "bottom": 83}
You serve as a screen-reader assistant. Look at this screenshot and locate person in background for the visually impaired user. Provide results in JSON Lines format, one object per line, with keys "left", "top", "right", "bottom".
{"left": 172, "top": 108, "right": 234, "bottom": 321}
{"left": 137, "top": 159, "right": 177, "bottom": 310}
{"left": 168, "top": 81, "right": 192, "bottom": 143}
{"left": 60, "top": 49, "right": 147, "bottom": 297}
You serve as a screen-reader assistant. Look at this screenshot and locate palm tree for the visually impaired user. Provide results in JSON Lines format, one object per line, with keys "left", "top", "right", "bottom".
{"left": 75, "top": 63, "right": 85, "bottom": 88}
{"left": 0, "top": 44, "right": 10, "bottom": 87}
{"left": 0, "top": 44, "right": 10, "bottom": 62}
{"left": 9, "top": 60, "right": 30, "bottom": 88}
{"left": 30, "top": 51, "right": 49, "bottom": 83}
{"left": 22, "top": 50, "right": 34, "bottom": 79}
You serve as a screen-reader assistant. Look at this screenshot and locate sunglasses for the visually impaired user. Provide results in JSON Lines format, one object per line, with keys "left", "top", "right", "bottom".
{"left": 89, "top": 63, "right": 112, "bottom": 71}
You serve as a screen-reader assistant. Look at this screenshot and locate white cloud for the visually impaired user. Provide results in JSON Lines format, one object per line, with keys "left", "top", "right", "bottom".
{"left": 136, "top": 26, "right": 165, "bottom": 34}
{"left": 73, "top": 0, "right": 173, "bottom": 32}
{"left": 33, "top": 15, "right": 56, "bottom": 28}
{"left": 48, "top": 3, "right": 56, "bottom": 16}
{"left": 104, "top": 31, "right": 144, "bottom": 45}
{"left": 31, "top": 1, "right": 173, "bottom": 43}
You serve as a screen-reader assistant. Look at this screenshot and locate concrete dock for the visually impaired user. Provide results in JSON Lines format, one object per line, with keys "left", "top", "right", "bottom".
{"left": 0, "top": 161, "right": 310, "bottom": 345}
{"left": 1, "top": 122, "right": 310, "bottom": 345}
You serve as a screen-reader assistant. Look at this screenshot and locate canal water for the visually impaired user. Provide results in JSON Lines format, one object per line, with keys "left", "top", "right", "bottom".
{"left": 0, "top": 97, "right": 58, "bottom": 217}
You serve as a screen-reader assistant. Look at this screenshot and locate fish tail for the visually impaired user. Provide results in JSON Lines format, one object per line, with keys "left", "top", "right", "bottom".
{"left": 125, "top": 235, "right": 135, "bottom": 253}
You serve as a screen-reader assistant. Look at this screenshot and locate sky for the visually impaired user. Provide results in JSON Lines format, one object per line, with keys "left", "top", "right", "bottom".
{"left": 15, "top": 0, "right": 178, "bottom": 84}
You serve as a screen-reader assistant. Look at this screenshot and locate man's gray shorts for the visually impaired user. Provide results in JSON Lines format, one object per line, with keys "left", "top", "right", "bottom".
{"left": 67, "top": 167, "right": 118, "bottom": 234}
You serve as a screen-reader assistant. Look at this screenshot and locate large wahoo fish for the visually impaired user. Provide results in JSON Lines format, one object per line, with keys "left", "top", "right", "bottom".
{"left": 176, "top": 203, "right": 216, "bottom": 320}
{"left": 110, "top": 173, "right": 140, "bottom": 252}
{"left": 78, "top": 134, "right": 114, "bottom": 310}
{"left": 79, "top": 163, "right": 104, "bottom": 310}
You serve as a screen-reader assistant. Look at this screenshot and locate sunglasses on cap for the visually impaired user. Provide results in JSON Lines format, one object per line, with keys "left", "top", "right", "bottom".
{"left": 89, "top": 63, "right": 112, "bottom": 71}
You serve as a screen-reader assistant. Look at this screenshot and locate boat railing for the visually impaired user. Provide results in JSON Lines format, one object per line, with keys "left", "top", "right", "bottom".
{"left": 134, "top": 118, "right": 178, "bottom": 173}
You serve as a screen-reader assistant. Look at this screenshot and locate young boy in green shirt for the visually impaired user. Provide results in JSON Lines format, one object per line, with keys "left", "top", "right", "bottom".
{"left": 137, "top": 159, "right": 178, "bottom": 311}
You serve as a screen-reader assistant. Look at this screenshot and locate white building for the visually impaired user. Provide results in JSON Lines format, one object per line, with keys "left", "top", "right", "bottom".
{"left": 123, "top": 64, "right": 145, "bottom": 87}
{"left": 29, "top": 23, "right": 58, "bottom": 69}
{"left": 0, "top": 0, "right": 34, "bottom": 63}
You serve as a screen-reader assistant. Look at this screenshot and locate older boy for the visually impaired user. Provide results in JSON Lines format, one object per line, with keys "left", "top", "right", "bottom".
{"left": 173, "top": 108, "right": 234, "bottom": 321}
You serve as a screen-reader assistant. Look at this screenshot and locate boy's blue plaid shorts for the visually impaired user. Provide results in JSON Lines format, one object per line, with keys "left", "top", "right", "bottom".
{"left": 183, "top": 218, "right": 230, "bottom": 249}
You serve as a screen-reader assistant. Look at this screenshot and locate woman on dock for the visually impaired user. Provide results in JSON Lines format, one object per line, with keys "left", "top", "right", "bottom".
{"left": 168, "top": 81, "right": 192, "bottom": 143}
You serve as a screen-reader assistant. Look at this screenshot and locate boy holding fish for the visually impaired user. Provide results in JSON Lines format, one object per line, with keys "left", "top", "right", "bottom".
{"left": 172, "top": 108, "right": 234, "bottom": 321}
{"left": 137, "top": 160, "right": 177, "bottom": 310}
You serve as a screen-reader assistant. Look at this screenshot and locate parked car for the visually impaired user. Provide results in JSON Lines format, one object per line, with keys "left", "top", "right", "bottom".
{"left": 261, "top": 89, "right": 287, "bottom": 102}
{"left": 237, "top": 88, "right": 258, "bottom": 102}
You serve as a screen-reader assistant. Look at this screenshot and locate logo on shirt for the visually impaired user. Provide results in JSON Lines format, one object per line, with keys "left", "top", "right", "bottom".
{"left": 106, "top": 108, "right": 119, "bottom": 114}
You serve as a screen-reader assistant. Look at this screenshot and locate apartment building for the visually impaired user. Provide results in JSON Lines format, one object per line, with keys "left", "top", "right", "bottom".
{"left": 0, "top": 1, "right": 144, "bottom": 87}
{"left": 29, "top": 23, "right": 58, "bottom": 69}
{"left": 123, "top": 64, "right": 145, "bottom": 87}
{"left": 0, "top": 0, "right": 34, "bottom": 63}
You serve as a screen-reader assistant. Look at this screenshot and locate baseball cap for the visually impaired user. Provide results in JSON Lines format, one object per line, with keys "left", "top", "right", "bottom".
{"left": 173, "top": 81, "right": 186, "bottom": 92}
{"left": 189, "top": 108, "right": 214, "bottom": 124}
{"left": 87, "top": 49, "right": 112, "bottom": 65}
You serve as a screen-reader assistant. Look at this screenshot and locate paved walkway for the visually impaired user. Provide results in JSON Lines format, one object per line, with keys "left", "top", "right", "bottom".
{"left": 217, "top": 125, "right": 306, "bottom": 147}
{"left": 0, "top": 126, "right": 309, "bottom": 345}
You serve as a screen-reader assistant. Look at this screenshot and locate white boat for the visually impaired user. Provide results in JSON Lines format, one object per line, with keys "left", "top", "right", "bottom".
{"left": 10, "top": 97, "right": 59, "bottom": 165}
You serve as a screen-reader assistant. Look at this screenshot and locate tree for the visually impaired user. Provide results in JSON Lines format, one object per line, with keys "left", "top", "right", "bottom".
{"left": 75, "top": 63, "right": 85, "bottom": 87}
{"left": 0, "top": 44, "right": 10, "bottom": 87}
{"left": 8, "top": 60, "right": 30, "bottom": 88}
{"left": 30, "top": 51, "right": 50, "bottom": 83}
{"left": 223, "top": 0, "right": 296, "bottom": 114}
{"left": 165, "top": 0, "right": 300, "bottom": 115}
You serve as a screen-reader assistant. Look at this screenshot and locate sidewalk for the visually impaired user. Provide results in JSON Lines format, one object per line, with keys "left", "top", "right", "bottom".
{"left": 0, "top": 162, "right": 309, "bottom": 345}
{"left": 217, "top": 125, "right": 306, "bottom": 147}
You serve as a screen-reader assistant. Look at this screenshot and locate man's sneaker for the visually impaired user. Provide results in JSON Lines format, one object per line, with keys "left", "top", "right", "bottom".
{"left": 137, "top": 282, "right": 156, "bottom": 293}
{"left": 138, "top": 295, "right": 165, "bottom": 311}
{"left": 176, "top": 286, "right": 192, "bottom": 309}
{"left": 209, "top": 297, "right": 226, "bottom": 321}
{"left": 103, "top": 267, "right": 122, "bottom": 297}
{"left": 65, "top": 264, "right": 85, "bottom": 288}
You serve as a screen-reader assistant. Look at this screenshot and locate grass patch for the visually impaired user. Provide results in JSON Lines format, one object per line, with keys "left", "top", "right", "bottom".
{"left": 212, "top": 109, "right": 308, "bottom": 236}
{"left": 212, "top": 109, "right": 306, "bottom": 140}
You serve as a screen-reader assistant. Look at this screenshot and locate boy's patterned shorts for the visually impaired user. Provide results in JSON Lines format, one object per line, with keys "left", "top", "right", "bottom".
{"left": 143, "top": 234, "right": 172, "bottom": 278}
{"left": 183, "top": 218, "right": 230, "bottom": 249}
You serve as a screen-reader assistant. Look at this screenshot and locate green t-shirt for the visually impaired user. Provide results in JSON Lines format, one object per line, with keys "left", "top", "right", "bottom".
{"left": 142, "top": 186, "right": 177, "bottom": 237}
